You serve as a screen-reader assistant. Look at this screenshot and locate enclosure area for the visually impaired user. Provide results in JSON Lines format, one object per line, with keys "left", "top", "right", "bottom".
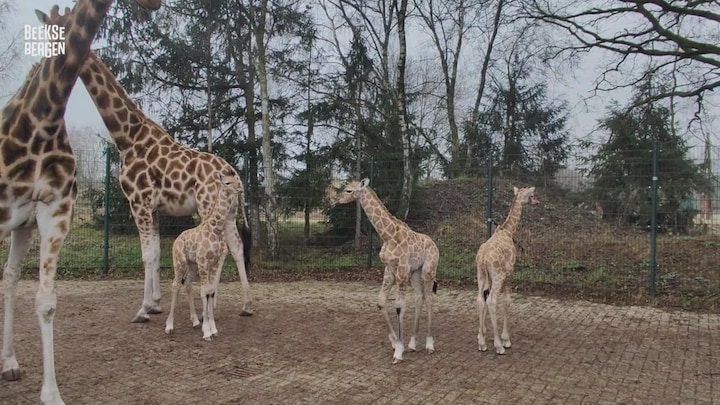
{"left": 0, "top": 279, "right": 718, "bottom": 404}
{"left": 1, "top": 148, "right": 719, "bottom": 403}
{"left": 3, "top": 149, "right": 719, "bottom": 312}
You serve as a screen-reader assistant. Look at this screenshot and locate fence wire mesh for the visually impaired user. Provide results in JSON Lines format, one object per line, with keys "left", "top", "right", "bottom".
{"left": 1, "top": 146, "right": 718, "bottom": 310}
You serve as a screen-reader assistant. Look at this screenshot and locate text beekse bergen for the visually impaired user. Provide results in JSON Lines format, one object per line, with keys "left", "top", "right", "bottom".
{"left": 24, "top": 24, "right": 65, "bottom": 57}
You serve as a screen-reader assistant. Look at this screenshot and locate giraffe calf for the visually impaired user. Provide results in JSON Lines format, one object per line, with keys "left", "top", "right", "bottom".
{"left": 165, "top": 173, "right": 242, "bottom": 340}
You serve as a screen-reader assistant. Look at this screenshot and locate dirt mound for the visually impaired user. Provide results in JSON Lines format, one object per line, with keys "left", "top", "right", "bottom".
{"left": 403, "top": 177, "right": 719, "bottom": 312}
{"left": 411, "top": 177, "right": 614, "bottom": 243}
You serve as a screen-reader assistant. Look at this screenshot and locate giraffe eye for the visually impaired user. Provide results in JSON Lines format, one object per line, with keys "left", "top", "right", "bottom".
{"left": 345, "top": 190, "right": 352, "bottom": 193}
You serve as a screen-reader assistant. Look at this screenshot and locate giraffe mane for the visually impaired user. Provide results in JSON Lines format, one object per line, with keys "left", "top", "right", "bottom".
{"left": 497, "top": 192, "right": 520, "bottom": 231}
{"left": 23, "top": 62, "right": 41, "bottom": 81}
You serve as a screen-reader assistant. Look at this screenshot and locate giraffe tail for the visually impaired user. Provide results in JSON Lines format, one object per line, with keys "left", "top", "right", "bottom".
{"left": 432, "top": 281, "right": 437, "bottom": 294}
{"left": 241, "top": 224, "right": 252, "bottom": 275}
{"left": 478, "top": 262, "right": 491, "bottom": 302}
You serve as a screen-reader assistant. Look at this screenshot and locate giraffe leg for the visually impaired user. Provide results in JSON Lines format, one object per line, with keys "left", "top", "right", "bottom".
{"left": 423, "top": 276, "right": 435, "bottom": 353}
{"left": 2, "top": 228, "right": 34, "bottom": 382}
{"left": 486, "top": 282, "right": 505, "bottom": 355}
{"left": 132, "top": 209, "right": 162, "bottom": 323}
{"left": 501, "top": 287, "right": 511, "bottom": 349}
{"left": 200, "top": 287, "right": 214, "bottom": 341}
{"left": 36, "top": 204, "right": 72, "bottom": 405}
{"left": 407, "top": 271, "right": 423, "bottom": 352}
{"left": 211, "top": 251, "right": 226, "bottom": 318}
{"left": 164, "top": 270, "right": 182, "bottom": 335}
{"left": 208, "top": 290, "right": 218, "bottom": 337}
{"left": 224, "top": 220, "right": 253, "bottom": 316}
{"left": 476, "top": 266, "right": 489, "bottom": 352}
{"left": 423, "top": 257, "right": 438, "bottom": 354}
{"left": 185, "top": 265, "right": 200, "bottom": 327}
{"left": 393, "top": 280, "right": 407, "bottom": 364}
{"left": 377, "top": 268, "right": 402, "bottom": 364}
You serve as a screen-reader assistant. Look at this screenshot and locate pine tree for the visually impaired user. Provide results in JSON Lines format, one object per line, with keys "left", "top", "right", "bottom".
{"left": 586, "top": 76, "right": 713, "bottom": 233}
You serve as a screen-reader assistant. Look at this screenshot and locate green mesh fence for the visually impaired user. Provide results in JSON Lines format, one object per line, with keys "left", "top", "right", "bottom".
{"left": 1, "top": 147, "right": 718, "bottom": 310}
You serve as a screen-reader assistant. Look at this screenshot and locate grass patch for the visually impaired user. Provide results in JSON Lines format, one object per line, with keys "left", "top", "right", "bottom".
{"left": 2, "top": 176, "right": 720, "bottom": 313}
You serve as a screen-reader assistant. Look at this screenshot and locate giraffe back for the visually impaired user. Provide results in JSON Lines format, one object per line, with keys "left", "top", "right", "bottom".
{"left": 76, "top": 51, "right": 250, "bottom": 228}
{"left": 379, "top": 224, "right": 439, "bottom": 283}
{"left": 476, "top": 230, "right": 516, "bottom": 269}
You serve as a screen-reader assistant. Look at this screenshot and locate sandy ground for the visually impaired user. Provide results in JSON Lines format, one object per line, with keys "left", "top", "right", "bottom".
{"left": 0, "top": 279, "right": 718, "bottom": 404}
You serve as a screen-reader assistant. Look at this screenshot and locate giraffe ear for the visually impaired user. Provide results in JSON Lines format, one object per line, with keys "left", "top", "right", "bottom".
{"left": 35, "top": 9, "right": 49, "bottom": 24}
{"left": 513, "top": 186, "right": 519, "bottom": 195}
{"left": 360, "top": 178, "right": 370, "bottom": 189}
{"left": 527, "top": 187, "right": 535, "bottom": 193}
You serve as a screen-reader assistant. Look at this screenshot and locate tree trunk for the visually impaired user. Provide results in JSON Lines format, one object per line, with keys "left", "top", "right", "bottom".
{"left": 396, "top": 0, "right": 412, "bottom": 220}
{"left": 415, "top": 0, "right": 466, "bottom": 177}
{"left": 233, "top": 24, "right": 261, "bottom": 248}
{"left": 354, "top": 86, "right": 364, "bottom": 251}
{"left": 465, "top": 0, "right": 504, "bottom": 173}
{"left": 251, "top": 0, "right": 278, "bottom": 257}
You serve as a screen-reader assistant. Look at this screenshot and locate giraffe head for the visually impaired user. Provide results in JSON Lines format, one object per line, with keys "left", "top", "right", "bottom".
{"left": 215, "top": 172, "right": 243, "bottom": 198}
{"left": 513, "top": 186, "right": 539, "bottom": 205}
{"left": 35, "top": 0, "right": 161, "bottom": 26}
{"left": 337, "top": 178, "right": 370, "bottom": 204}
{"left": 34, "top": 6, "right": 70, "bottom": 39}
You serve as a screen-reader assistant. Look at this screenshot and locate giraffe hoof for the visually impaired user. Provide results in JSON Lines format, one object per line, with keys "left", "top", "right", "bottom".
{"left": 479, "top": 345, "right": 488, "bottom": 352}
{"left": 147, "top": 307, "right": 163, "bottom": 315}
{"left": 495, "top": 347, "right": 506, "bottom": 355}
{"left": 131, "top": 315, "right": 150, "bottom": 323}
{"left": 2, "top": 368, "right": 22, "bottom": 381}
{"left": 392, "top": 357, "right": 402, "bottom": 365}
{"left": 239, "top": 310, "right": 253, "bottom": 317}
{"left": 425, "top": 337, "right": 435, "bottom": 353}
{"left": 503, "top": 341, "right": 512, "bottom": 349}
{"left": 165, "top": 328, "right": 173, "bottom": 335}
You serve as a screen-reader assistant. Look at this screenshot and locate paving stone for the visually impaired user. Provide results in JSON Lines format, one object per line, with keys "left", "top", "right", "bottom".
{"left": 0, "top": 280, "right": 717, "bottom": 404}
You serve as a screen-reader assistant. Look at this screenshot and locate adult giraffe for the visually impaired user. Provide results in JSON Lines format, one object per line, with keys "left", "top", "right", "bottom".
{"left": 1, "top": 1, "right": 160, "bottom": 404}
{"left": 77, "top": 52, "right": 254, "bottom": 322}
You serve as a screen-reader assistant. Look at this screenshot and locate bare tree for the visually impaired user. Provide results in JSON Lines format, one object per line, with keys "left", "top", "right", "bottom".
{"left": 395, "top": 0, "right": 413, "bottom": 219}
{"left": 318, "top": 0, "right": 369, "bottom": 249}
{"left": 248, "top": 0, "right": 280, "bottom": 257}
{"left": 230, "top": 12, "right": 263, "bottom": 248}
{"left": 413, "top": 0, "right": 488, "bottom": 177}
{"left": 321, "top": 0, "right": 417, "bottom": 218}
{"left": 0, "top": 0, "right": 20, "bottom": 97}
{"left": 464, "top": 0, "right": 506, "bottom": 172}
{"left": 525, "top": 0, "right": 720, "bottom": 108}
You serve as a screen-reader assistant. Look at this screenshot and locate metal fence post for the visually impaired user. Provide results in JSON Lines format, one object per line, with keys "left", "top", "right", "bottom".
{"left": 486, "top": 152, "right": 494, "bottom": 238}
{"left": 367, "top": 158, "right": 374, "bottom": 269}
{"left": 649, "top": 141, "right": 659, "bottom": 296}
{"left": 243, "top": 153, "right": 250, "bottom": 212}
{"left": 102, "top": 143, "right": 112, "bottom": 275}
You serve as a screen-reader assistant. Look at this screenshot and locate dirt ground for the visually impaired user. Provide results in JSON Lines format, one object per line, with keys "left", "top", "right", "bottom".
{"left": 0, "top": 279, "right": 718, "bottom": 404}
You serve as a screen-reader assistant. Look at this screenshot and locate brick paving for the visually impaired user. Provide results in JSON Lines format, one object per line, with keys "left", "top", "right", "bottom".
{"left": 0, "top": 279, "right": 718, "bottom": 404}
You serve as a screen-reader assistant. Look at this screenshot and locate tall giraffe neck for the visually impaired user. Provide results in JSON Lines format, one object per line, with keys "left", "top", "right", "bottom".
{"left": 7, "top": 1, "right": 114, "bottom": 135}
{"left": 79, "top": 51, "right": 172, "bottom": 153}
{"left": 206, "top": 186, "right": 236, "bottom": 232}
{"left": 358, "top": 187, "right": 399, "bottom": 243}
{"left": 497, "top": 194, "right": 524, "bottom": 236}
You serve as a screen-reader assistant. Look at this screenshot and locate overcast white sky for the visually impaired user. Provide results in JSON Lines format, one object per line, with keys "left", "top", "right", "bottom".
{"left": 2, "top": 0, "right": 106, "bottom": 133}
{"left": 6, "top": 0, "right": 711, "bottom": 162}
